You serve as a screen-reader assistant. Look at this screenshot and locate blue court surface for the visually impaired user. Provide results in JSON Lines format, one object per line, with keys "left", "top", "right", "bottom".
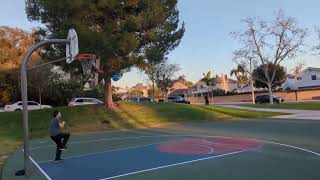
{"left": 38, "top": 140, "right": 248, "bottom": 180}
{"left": 3, "top": 121, "right": 320, "bottom": 180}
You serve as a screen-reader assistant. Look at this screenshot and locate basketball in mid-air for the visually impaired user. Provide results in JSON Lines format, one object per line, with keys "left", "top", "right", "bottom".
{"left": 112, "top": 74, "right": 121, "bottom": 81}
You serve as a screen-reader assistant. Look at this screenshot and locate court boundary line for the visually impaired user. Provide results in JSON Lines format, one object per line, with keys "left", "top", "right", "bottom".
{"left": 33, "top": 134, "right": 320, "bottom": 180}
{"left": 31, "top": 134, "right": 186, "bottom": 150}
{"left": 34, "top": 127, "right": 172, "bottom": 142}
{"left": 32, "top": 134, "right": 320, "bottom": 158}
{"left": 37, "top": 139, "right": 180, "bottom": 164}
{"left": 29, "top": 156, "right": 52, "bottom": 180}
{"left": 98, "top": 150, "right": 246, "bottom": 180}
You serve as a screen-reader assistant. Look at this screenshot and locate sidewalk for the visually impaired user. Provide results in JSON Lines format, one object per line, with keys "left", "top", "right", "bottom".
{"left": 217, "top": 105, "right": 320, "bottom": 120}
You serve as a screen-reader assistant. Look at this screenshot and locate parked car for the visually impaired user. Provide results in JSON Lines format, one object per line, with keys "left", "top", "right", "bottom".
{"left": 68, "top": 98, "right": 103, "bottom": 106}
{"left": 167, "top": 96, "right": 190, "bottom": 104}
{"left": 128, "top": 97, "right": 152, "bottom": 102}
{"left": 255, "top": 95, "right": 285, "bottom": 104}
{"left": 4, "top": 101, "right": 52, "bottom": 111}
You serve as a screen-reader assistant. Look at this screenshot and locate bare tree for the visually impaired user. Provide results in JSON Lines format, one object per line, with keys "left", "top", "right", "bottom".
{"left": 143, "top": 62, "right": 158, "bottom": 101}
{"left": 154, "top": 61, "right": 181, "bottom": 97}
{"left": 232, "top": 10, "right": 308, "bottom": 104}
{"left": 315, "top": 27, "right": 320, "bottom": 54}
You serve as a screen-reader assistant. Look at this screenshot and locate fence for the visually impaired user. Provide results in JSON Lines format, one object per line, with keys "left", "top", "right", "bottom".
{"left": 187, "top": 88, "right": 320, "bottom": 104}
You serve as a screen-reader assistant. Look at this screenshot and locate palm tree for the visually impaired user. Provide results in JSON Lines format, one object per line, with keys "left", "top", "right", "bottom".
{"left": 202, "top": 71, "right": 213, "bottom": 86}
{"left": 201, "top": 71, "right": 216, "bottom": 105}
{"left": 230, "top": 65, "right": 247, "bottom": 89}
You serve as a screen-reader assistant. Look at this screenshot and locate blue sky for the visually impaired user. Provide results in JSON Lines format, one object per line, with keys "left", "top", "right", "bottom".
{"left": 1, "top": 0, "right": 320, "bottom": 87}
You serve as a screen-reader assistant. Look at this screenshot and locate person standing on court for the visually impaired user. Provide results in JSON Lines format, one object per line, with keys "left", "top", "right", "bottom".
{"left": 205, "top": 95, "right": 209, "bottom": 106}
{"left": 49, "top": 110, "right": 70, "bottom": 161}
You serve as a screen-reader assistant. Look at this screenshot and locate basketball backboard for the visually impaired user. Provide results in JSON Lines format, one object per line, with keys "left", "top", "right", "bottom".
{"left": 66, "top": 28, "right": 79, "bottom": 63}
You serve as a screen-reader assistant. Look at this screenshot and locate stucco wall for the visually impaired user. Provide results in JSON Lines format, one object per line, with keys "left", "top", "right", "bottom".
{"left": 187, "top": 88, "right": 320, "bottom": 104}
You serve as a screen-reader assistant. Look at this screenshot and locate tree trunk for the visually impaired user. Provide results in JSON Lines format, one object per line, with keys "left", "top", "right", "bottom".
{"left": 104, "top": 75, "right": 114, "bottom": 109}
{"left": 152, "top": 82, "right": 155, "bottom": 102}
{"left": 268, "top": 83, "right": 273, "bottom": 104}
{"left": 251, "top": 80, "right": 255, "bottom": 104}
{"left": 39, "top": 87, "right": 42, "bottom": 109}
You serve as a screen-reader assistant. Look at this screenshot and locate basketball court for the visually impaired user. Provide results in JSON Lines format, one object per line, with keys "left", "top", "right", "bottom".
{"left": 3, "top": 119, "right": 320, "bottom": 180}
{"left": 7, "top": 28, "right": 320, "bottom": 180}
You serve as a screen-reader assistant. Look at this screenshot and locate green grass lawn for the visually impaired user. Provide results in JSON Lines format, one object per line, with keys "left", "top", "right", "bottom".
{"left": 240, "top": 102, "right": 320, "bottom": 110}
{"left": 0, "top": 102, "right": 281, "bottom": 176}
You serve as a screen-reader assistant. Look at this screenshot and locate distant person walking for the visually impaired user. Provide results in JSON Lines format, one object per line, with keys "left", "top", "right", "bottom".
{"left": 49, "top": 110, "right": 70, "bottom": 161}
{"left": 205, "top": 95, "right": 209, "bottom": 106}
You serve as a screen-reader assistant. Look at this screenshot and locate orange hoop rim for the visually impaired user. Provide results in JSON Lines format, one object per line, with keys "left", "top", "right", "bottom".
{"left": 77, "top": 54, "right": 97, "bottom": 60}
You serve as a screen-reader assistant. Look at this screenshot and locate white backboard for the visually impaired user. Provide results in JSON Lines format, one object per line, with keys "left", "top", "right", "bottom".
{"left": 66, "top": 28, "right": 79, "bottom": 63}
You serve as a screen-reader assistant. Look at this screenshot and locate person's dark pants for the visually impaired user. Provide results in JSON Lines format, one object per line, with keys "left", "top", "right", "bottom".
{"left": 50, "top": 133, "right": 70, "bottom": 160}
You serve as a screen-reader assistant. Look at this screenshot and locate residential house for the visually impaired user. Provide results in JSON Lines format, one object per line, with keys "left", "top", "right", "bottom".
{"left": 167, "top": 80, "right": 190, "bottom": 97}
{"left": 188, "top": 74, "right": 238, "bottom": 96}
{"left": 238, "top": 84, "right": 268, "bottom": 93}
{"left": 282, "top": 67, "right": 320, "bottom": 90}
{"left": 114, "top": 87, "right": 129, "bottom": 100}
{"left": 130, "top": 83, "right": 150, "bottom": 97}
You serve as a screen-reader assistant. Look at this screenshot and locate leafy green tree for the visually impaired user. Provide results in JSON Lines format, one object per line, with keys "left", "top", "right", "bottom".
{"left": 26, "top": 0, "right": 185, "bottom": 109}
{"left": 253, "top": 63, "right": 286, "bottom": 88}
{"left": 0, "top": 69, "right": 21, "bottom": 104}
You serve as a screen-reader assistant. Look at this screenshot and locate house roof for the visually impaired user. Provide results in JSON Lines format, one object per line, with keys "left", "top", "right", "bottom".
{"left": 171, "top": 80, "right": 192, "bottom": 88}
{"left": 132, "top": 84, "right": 149, "bottom": 91}
{"left": 194, "top": 78, "right": 238, "bottom": 86}
{"left": 304, "top": 67, "right": 320, "bottom": 72}
{"left": 168, "top": 89, "right": 189, "bottom": 97}
{"left": 214, "top": 77, "right": 238, "bottom": 83}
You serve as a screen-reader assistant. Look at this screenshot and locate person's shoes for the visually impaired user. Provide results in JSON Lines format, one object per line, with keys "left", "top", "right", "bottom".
{"left": 59, "top": 146, "right": 68, "bottom": 150}
{"left": 54, "top": 158, "right": 63, "bottom": 161}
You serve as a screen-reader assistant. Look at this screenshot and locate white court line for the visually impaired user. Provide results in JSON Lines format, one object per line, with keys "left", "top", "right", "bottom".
{"left": 31, "top": 134, "right": 320, "bottom": 180}
{"left": 99, "top": 150, "right": 246, "bottom": 180}
{"left": 31, "top": 134, "right": 185, "bottom": 150}
{"left": 263, "top": 141, "right": 320, "bottom": 157}
{"left": 29, "top": 156, "right": 52, "bottom": 180}
{"left": 37, "top": 139, "right": 177, "bottom": 164}
{"left": 34, "top": 128, "right": 165, "bottom": 143}
{"left": 197, "top": 144, "right": 215, "bottom": 154}
{"left": 33, "top": 134, "right": 320, "bottom": 162}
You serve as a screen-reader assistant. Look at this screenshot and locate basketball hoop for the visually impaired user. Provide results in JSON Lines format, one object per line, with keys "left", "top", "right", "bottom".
{"left": 77, "top": 54, "right": 97, "bottom": 76}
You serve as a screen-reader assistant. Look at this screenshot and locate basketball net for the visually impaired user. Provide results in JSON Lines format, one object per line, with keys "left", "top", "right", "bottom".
{"left": 77, "top": 54, "right": 99, "bottom": 86}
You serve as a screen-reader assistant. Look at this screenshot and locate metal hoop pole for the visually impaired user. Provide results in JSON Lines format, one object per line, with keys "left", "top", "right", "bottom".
{"left": 27, "top": 56, "right": 71, "bottom": 70}
{"left": 21, "top": 39, "right": 69, "bottom": 176}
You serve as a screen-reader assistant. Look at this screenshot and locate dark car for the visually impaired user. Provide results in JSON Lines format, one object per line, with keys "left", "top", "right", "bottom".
{"left": 255, "top": 95, "right": 285, "bottom": 104}
{"left": 0, "top": 102, "right": 4, "bottom": 110}
{"left": 167, "top": 96, "right": 190, "bottom": 104}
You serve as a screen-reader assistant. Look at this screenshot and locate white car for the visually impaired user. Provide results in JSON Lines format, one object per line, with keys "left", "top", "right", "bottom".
{"left": 68, "top": 98, "right": 103, "bottom": 106}
{"left": 4, "top": 101, "right": 52, "bottom": 112}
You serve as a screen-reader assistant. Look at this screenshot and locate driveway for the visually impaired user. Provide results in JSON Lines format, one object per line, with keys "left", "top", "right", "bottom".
{"left": 218, "top": 105, "right": 320, "bottom": 120}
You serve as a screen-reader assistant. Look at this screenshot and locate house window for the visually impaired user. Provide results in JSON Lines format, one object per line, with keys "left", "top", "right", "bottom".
{"left": 312, "top": 75, "right": 317, "bottom": 80}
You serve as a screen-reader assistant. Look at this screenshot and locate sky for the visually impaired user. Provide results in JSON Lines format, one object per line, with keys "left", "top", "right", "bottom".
{"left": 1, "top": 0, "right": 320, "bottom": 87}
